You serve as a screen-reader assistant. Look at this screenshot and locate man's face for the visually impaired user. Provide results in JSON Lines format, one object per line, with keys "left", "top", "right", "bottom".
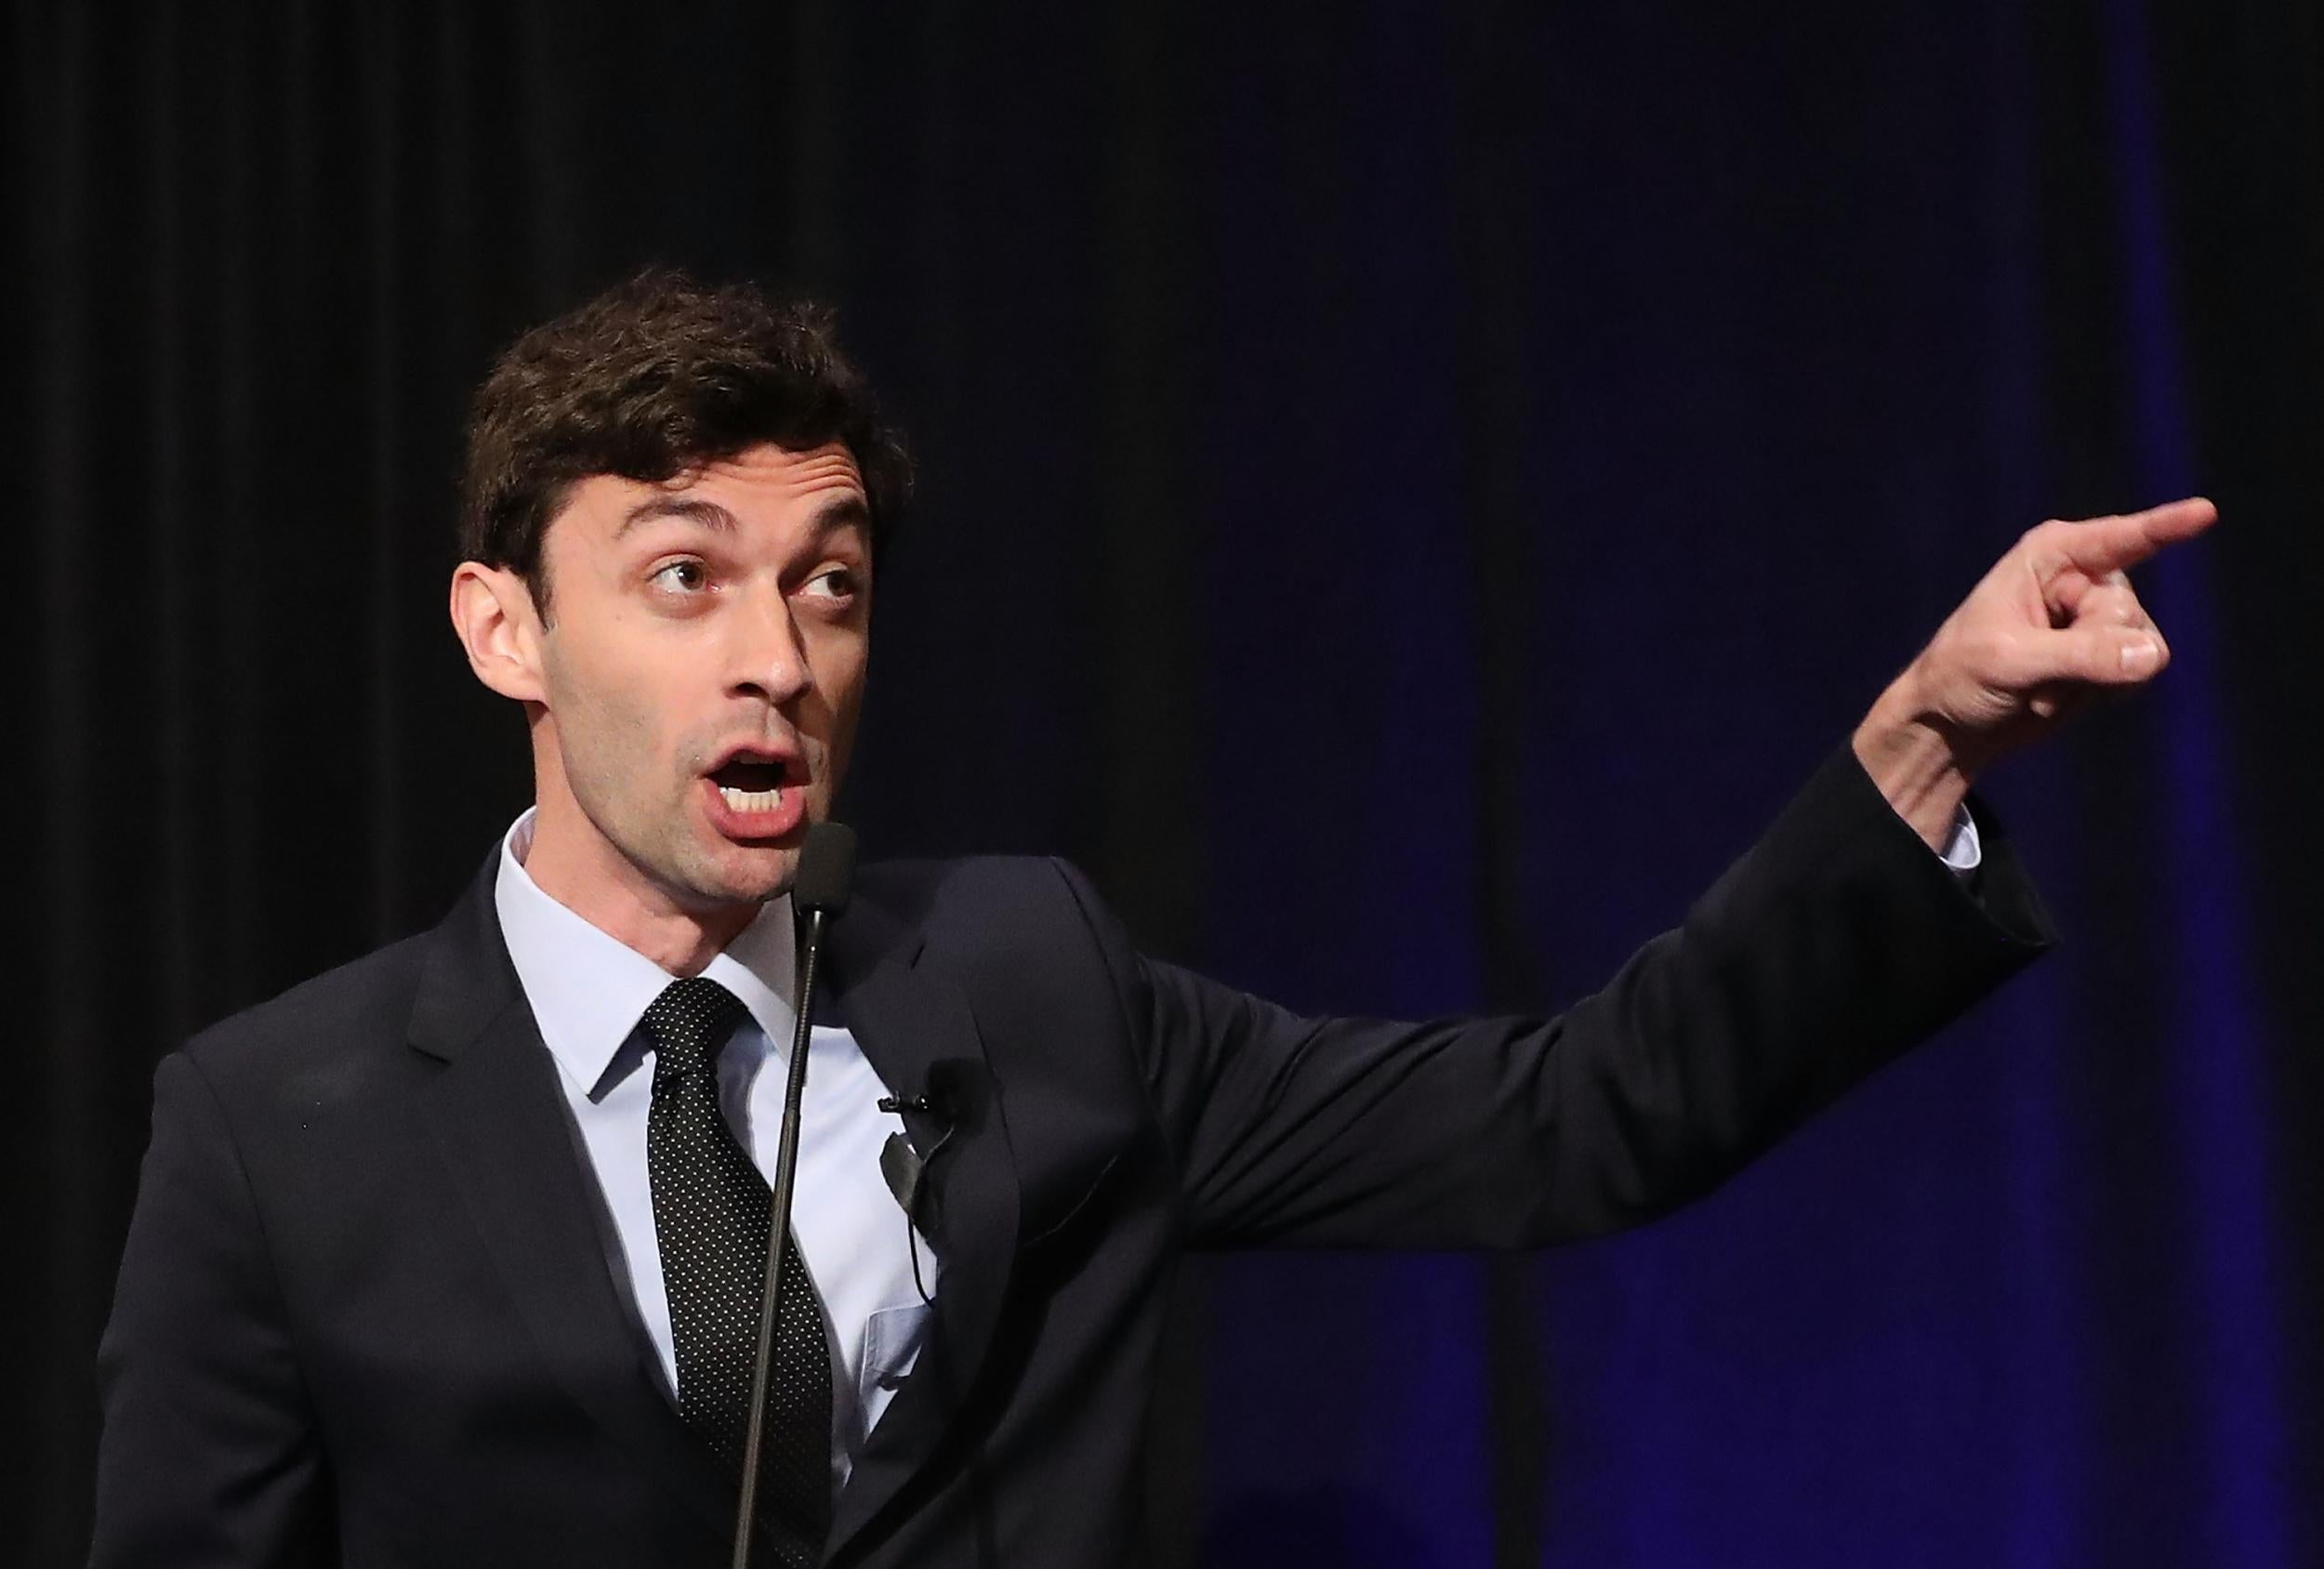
{"left": 525, "top": 441, "right": 872, "bottom": 915}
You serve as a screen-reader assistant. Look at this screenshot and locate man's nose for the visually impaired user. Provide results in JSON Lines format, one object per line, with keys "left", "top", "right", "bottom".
{"left": 726, "top": 589, "right": 812, "bottom": 705}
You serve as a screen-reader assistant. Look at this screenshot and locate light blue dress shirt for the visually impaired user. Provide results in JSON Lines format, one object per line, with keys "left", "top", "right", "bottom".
{"left": 493, "top": 811, "right": 937, "bottom": 1485}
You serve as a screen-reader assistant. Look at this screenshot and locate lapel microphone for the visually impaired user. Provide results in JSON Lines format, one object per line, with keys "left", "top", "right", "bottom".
{"left": 878, "top": 1077, "right": 956, "bottom": 1227}
{"left": 732, "top": 821, "right": 856, "bottom": 1569}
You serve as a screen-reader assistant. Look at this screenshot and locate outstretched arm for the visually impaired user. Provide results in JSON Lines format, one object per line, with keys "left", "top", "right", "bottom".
{"left": 1101, "top": 499, "right": 2214, "bottom": 1249}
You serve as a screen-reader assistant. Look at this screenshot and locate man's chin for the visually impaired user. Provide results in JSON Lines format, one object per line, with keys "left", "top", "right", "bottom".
{"left": 678, "top": 842, "right": 799, "bottom": 910}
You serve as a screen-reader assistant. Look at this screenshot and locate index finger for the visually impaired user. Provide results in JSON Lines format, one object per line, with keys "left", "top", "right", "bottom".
{"left": 2044, "top": 496, "right": 2219, "bottom": 577}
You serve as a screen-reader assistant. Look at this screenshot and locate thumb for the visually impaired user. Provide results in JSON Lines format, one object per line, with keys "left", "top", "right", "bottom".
{"left": 2042, "top": 624, "right": 2169, "bottom": 685}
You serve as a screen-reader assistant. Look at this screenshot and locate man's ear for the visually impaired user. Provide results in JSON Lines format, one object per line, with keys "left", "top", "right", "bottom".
{"left": 449, "top": 562, "right": 548, "bottom": 704}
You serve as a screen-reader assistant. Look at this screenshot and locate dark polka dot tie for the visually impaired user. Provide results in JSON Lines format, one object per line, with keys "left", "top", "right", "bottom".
{"left": 642, "top": 977, "right": 834, "bottom": 1566}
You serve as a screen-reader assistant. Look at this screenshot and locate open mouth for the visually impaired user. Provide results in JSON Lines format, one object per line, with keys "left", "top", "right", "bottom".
{"left": 709, "top": 757, "right": 790, "bottom": 812}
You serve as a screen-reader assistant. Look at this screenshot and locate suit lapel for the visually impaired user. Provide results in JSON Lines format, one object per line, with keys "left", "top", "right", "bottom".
{"left": 820, "top": 895, "right": 1023, "bottom": 1562}
{"left": 408, "top": 858, "right": 737, "bottom": 1542}
{"left": 403, "top": 857, "right": 1025, "bottom": 1560}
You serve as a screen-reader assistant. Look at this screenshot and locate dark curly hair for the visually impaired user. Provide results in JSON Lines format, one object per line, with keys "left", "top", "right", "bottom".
{"left": 458, "top": 267, "right": 913, "bottom": 610}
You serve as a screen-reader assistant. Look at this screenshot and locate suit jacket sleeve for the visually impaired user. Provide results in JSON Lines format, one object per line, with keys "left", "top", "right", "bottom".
{"left": 1057, "top": 745, "right": 2053, "bottom": 1251}
{"left": 92, "top": 1052, "right": 333, "bottom": 1568}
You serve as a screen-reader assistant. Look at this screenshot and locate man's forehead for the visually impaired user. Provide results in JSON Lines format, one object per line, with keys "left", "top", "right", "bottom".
{"left": 561, "top": 441, "right": 870, "bottom": 539}
{"left": 650, "top": 441, "right": 866, "bottom": 505}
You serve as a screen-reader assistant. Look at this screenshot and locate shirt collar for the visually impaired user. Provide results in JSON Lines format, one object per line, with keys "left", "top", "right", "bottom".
{"left": 493, "top": 809, "right": 801, "bottom": 1097}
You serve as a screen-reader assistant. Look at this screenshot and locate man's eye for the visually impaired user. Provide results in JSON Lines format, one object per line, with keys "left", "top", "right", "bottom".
{"left": 801, "top": 567, "right": 861, "bottom": 600}
{"left": 650, "top": 560, "right": 708, "bottom": 593}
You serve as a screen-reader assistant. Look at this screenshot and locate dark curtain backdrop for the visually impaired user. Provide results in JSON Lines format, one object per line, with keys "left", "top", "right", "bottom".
{"left": 12, "top": 2, "right": 2323, "bottom": 1564}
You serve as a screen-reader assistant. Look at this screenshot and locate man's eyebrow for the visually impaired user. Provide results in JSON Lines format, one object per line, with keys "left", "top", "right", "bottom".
{"left": 613, "top": 496, "right": 735, "bottom": 538}
{"left": 808, "top": 494, "right": 873, "bottom": 542}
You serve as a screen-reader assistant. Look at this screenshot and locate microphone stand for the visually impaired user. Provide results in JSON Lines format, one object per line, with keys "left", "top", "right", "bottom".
{"left": 733, "top": 824, "right": 853, "bottom": 1569}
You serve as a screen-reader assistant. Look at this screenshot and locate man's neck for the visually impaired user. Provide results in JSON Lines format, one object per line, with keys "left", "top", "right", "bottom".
{"left": 518, "top": 811, "right": 756, "bottom": 977}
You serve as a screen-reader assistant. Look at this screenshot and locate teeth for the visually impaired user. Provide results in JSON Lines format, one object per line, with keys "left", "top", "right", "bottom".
{"left": 718, "top": 785, "right": 784, "bottom": 813}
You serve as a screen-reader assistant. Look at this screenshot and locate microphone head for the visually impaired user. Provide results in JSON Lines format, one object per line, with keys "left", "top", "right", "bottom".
{"left": 792, "top": 821, "right": 858, "bottom": 916}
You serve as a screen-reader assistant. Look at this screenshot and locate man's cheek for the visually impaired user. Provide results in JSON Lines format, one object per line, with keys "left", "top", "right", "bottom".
{"left": 555, "top": 666, "right": 657, "bottom": 800}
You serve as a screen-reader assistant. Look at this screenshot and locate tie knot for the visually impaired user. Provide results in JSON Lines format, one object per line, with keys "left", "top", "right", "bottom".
{"left": 640, "top": 976, "right": 749, "bottom": 1080}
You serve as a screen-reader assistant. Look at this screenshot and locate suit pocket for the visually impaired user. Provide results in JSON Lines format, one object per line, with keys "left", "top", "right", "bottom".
{"left": 860, "top": 1299, "right": 931, "bottom": 1409}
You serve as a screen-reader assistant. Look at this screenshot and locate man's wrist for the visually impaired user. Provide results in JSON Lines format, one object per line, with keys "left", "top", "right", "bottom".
{"left": 1852, "top": 669, "right": 1978, "bottom": 852}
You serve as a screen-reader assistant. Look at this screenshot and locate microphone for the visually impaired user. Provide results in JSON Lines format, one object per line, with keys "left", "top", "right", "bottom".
{"left": 731, "top": 822, "right": 856, "bottom": 1569}
{"left": 878, "top": 1064, "right": 956, "bottom": 1150}
{"left": 878, "top": 1069, "right": 956, "bottom": 1304}
{"left": 877, "top": 1078, "right": 956, "bottom": 1220}
{"left": 791, "top": 821, "right": 857, "bottom": 919}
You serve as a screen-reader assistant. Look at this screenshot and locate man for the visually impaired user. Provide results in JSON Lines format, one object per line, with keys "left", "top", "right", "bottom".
{"left": 92, "top": 270, "right": 2214, "bottom": 1568}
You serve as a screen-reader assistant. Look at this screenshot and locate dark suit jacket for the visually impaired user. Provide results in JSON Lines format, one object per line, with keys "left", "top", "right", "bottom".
{"left": 92, "top": 748, "right": 2052, "bottom": 1567}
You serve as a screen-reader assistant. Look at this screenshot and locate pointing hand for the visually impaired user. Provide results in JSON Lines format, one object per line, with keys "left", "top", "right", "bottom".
{"left": 1851, "top": 497, "right": 2218, "bottom": 848}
